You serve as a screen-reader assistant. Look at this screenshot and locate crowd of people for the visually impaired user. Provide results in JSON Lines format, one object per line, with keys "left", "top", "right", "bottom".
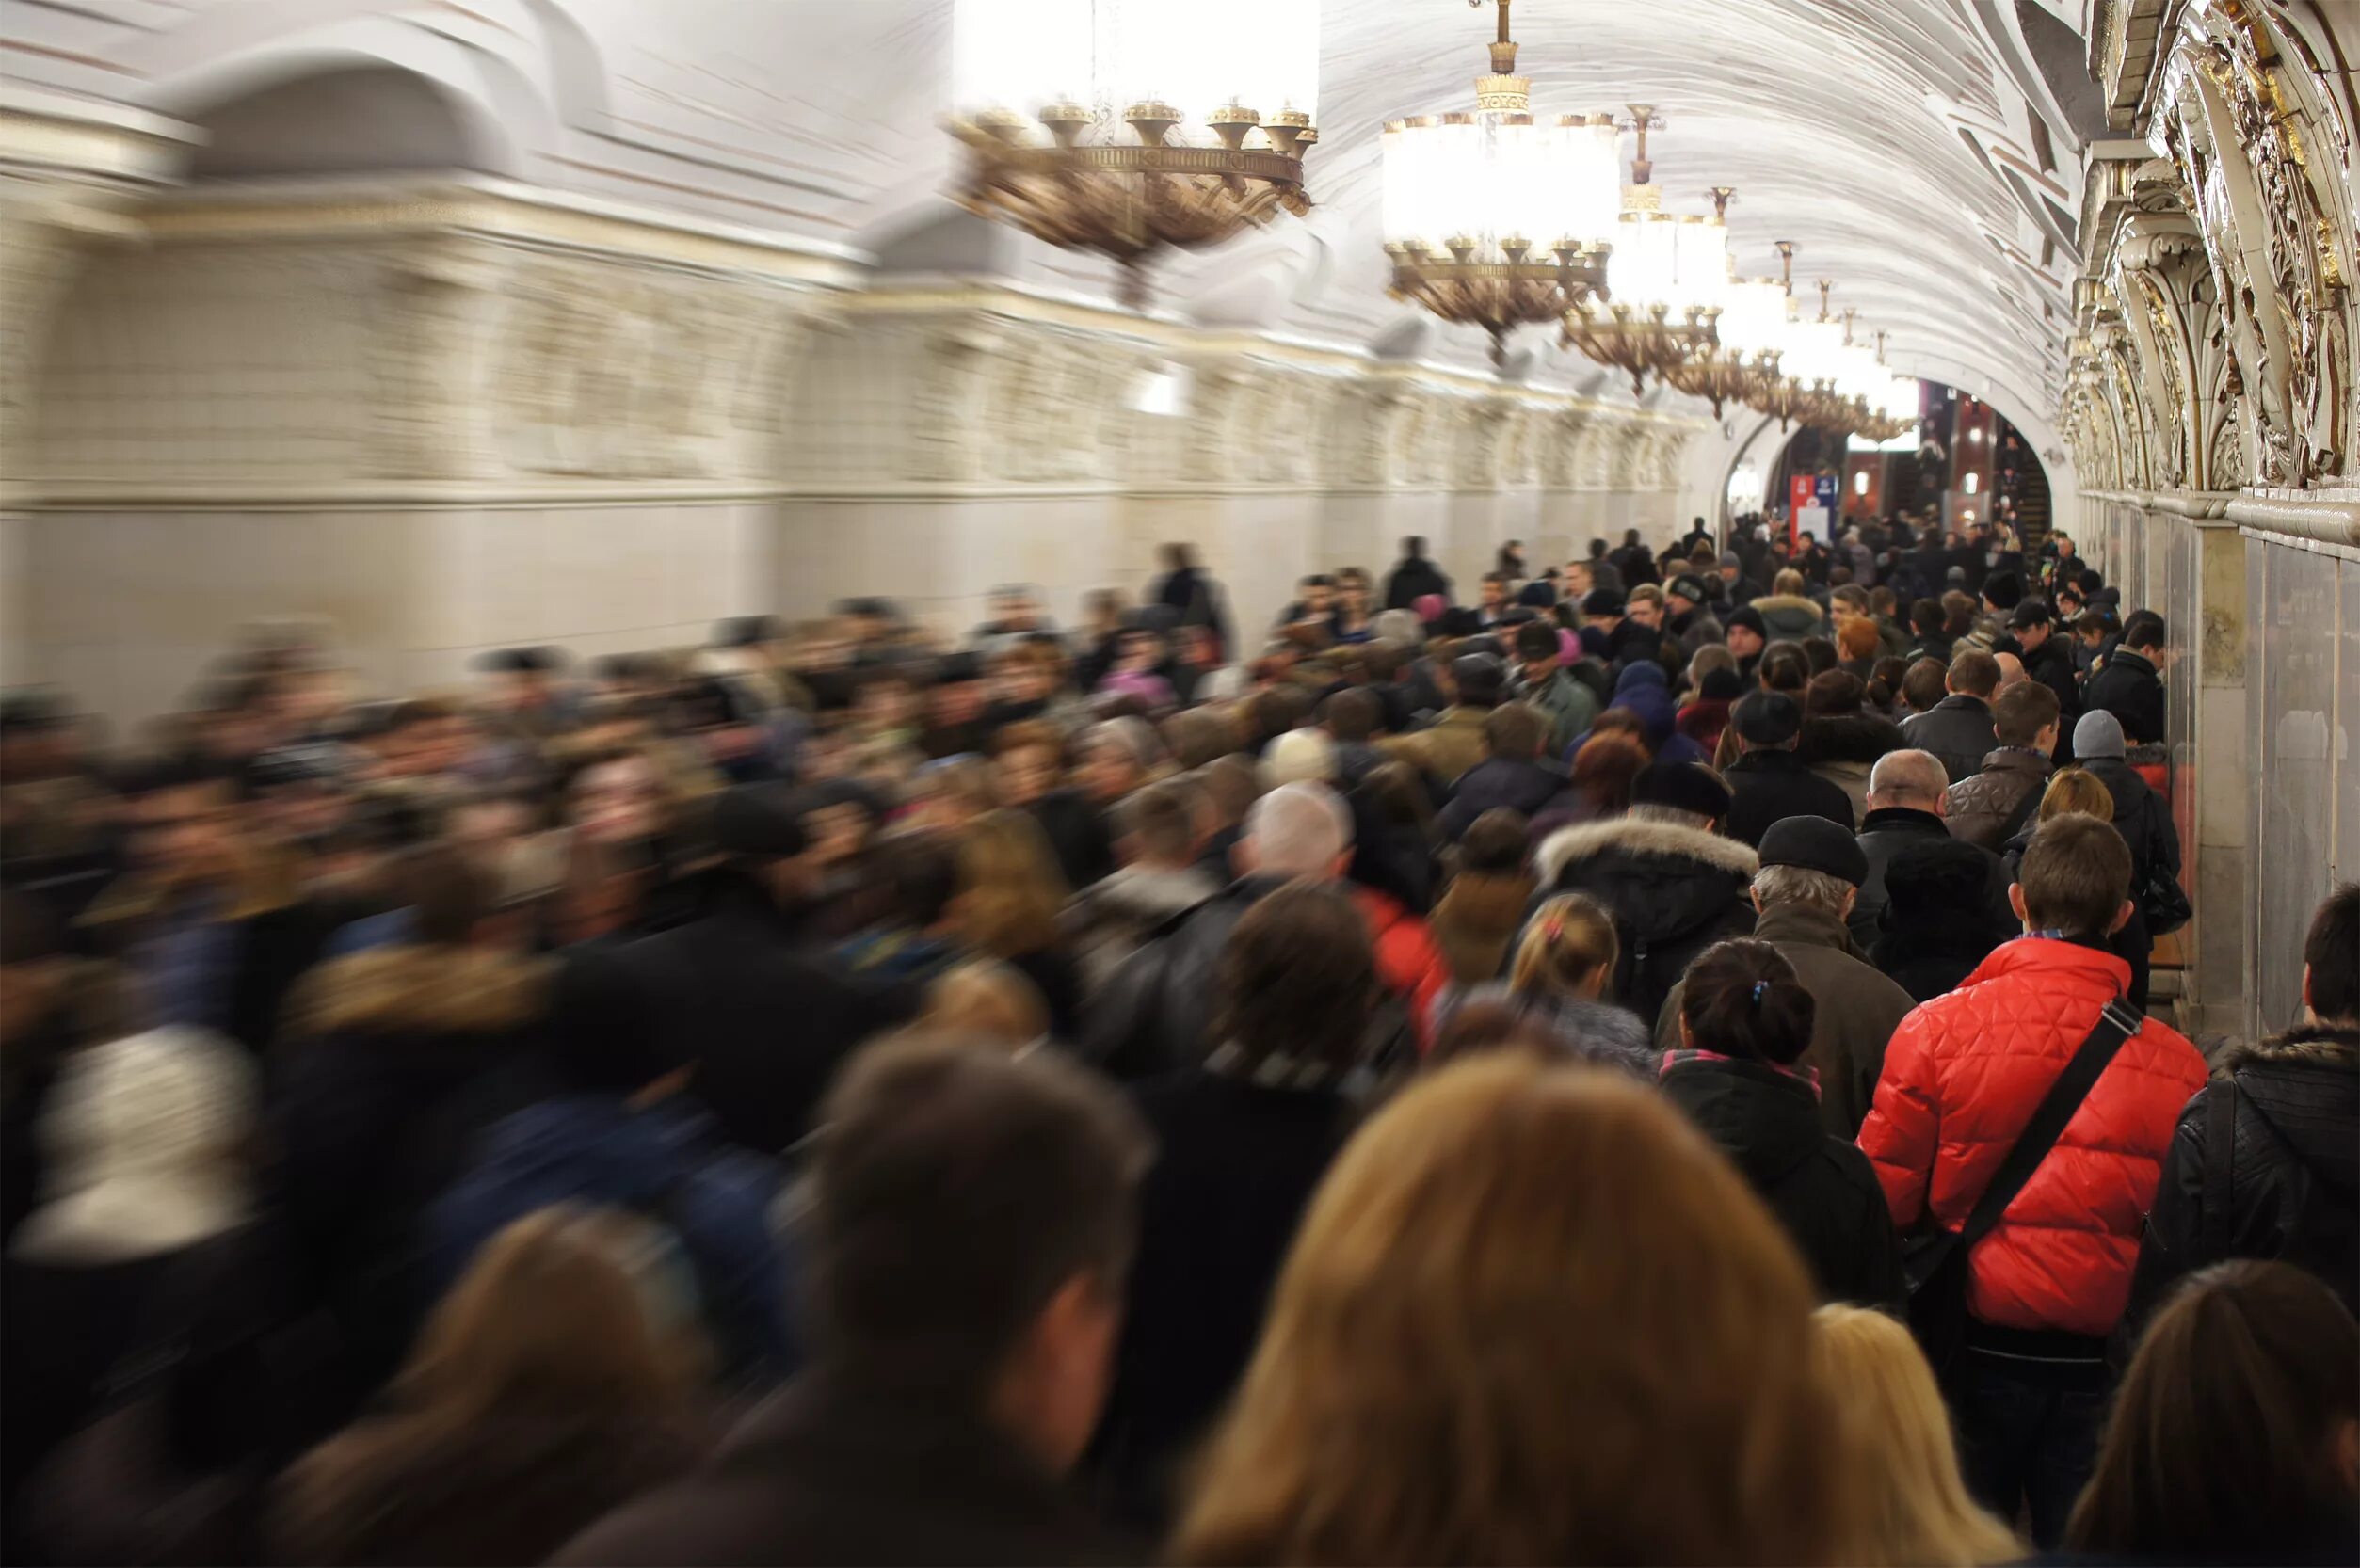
{"left": 0, "top": 513, "right": 2352, "bottom": 1566}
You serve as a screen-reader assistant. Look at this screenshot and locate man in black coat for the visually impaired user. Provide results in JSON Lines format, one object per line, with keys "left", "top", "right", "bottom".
{"left": 621, "top": 785, "right": 914, "bottom": 1157}
{"left": 2125, "top": 884, "right": 2356, "bottom": 1335}
{"left": 2009, "top": 601, "right": 2081, "bottom": 762}
{"left": 1720, "top": 692, "right": 1855, "bottom": 847}
{"left": 2082, "top": 611, "right": 2169, "bottom": 746}
{"left": 2067, "top": 710, "right": 2180, "bottom": 1011}
{"left": 1532, "top": 760, "right": 1758, "bottom": 1031}
{"left": 1899, "top": 648, "right": 2001, "bottom": 788}
{"left": 1093, "top": 886, "right": 1367, "bottom": 1529}
{"left": 556, "top": 1040, "right": 1148, "bottom": 1567}
{"left": 1436, "top": 703, "right": 1573, "bottom": 841}
{"left": 1849, "top": 749, "right": 2014, "bottom": 955}
{"left": 1381, "top": 535, "right": 1453, "bottom": 610}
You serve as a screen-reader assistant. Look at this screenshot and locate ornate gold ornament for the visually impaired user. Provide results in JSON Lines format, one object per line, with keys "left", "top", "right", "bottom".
{"left": 1380, "top": 0, "right": 1619, "bottom": 367}
{"left": 1561, "top": 159, "right": 1726, "bottom": 393}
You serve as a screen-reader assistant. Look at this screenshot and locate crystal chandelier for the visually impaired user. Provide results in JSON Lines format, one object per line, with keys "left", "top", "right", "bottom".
{"left": 1560, "top": 117, "right": 1727, "bottom": 393}
{"left": 1742, "top": 241, "right": 1817, "bottom": 429}
{"left": 1381, "top": 0, "right": 1620, "bottom": 367}
{"left": 1855, "top": 331, "right": 1922, "bottom": 442}
{"left": 947, "top": 0, "right": 1321, "bottom": 308}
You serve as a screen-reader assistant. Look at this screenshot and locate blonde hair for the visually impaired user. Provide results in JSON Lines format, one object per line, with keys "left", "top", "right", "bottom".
{"left": 1175, "top": 1058, "right": 1849, "bottom": 1565}
{"left": 916, "top": 960, "right": 1047, "bottom": 1050}
{"left": 1507, "top": 893, "right": 1619, "bottom": 998}
{"left": 953, "top": 809, "right": 1068, "bottom": 958}
{"left": 1774, "top": 568, "right": 1808, "bottom": 596}
{"left": 1810, "top": 1306, "right": 2021, "bottom": 1565}
{"left": 2036, "top": 766, "right": 2116, "bottom": 823}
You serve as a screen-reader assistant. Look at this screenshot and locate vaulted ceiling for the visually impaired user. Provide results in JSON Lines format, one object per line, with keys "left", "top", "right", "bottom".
{"left": 9, "top": 0, "right": 2098, "bottom": 438}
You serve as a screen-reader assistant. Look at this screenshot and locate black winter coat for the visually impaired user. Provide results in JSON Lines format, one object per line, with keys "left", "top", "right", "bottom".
{"left": 2127, "top": 1025, "right": 2357, "bottom": 1333}
{"left": 1382, "top": 557, "right": 1453, "bottom": 611}
{"left": 1092, "top": 1071, "right": 1356, "bottom": 1528}
{"left": 1081, "top": 875, "right": 1284, "bottom": 1081}
{"left": 623, "top": 888, "right": 915, "bottom": 1157}
{"left": 1533, "top": 818, "right": 1758, "bottom": 1031}
{"left": 1850, "top": 807, "right": 2013, "bottom": 953}
{"left": 1436, "top": 756, "right": 1574, "bottom": 841}
{"left": 554, "top": 1372, "right": 1133, "bottom": 1567}
{"left": 2082, "top": 647, "right": 2167, "bottom": 746}
{"left": 2021, "top": 635, "right": 2082, "bottom": 761}
{"left": 1722, "top": 749, "right": 1855, "bottom": 847}
{"left": 1900, "top": 693, "right": 1998, "bottom": 790}
{"left": 1659, "top": 1055, "right": 1903, "bottom": 1307}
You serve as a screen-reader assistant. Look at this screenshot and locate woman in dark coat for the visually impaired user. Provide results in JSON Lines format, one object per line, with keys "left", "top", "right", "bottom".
{"left": 1657, "top": 940, "right": 1902, "bottom": 1307}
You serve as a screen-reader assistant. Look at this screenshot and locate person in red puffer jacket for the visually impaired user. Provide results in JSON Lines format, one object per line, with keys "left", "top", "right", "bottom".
{"left": 1858, "top": 812, "right": 2206, "bottom": 1548}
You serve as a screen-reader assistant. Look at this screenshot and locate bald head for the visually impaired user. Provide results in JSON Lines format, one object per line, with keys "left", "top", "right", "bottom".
{"left": 1236, "top": 781, "right": 1355, "bottom": 879}
{"left": 1994, "top": 652, "right": 2027, "bottom": 690}
{"left": 1868, "top": 749, "right": 1951, "bottom": 813}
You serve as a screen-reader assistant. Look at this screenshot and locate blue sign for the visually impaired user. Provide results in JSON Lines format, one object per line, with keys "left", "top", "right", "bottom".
{"left": 1814, "top": 473, "right": 1840, "bottom": 516}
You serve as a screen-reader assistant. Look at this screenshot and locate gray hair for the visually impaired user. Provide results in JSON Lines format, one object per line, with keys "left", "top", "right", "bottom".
{"left": 1752, "top": 864, "right": 1854, "bottom": 916}
{"left": 1868, "top": 748, "right": 1950, "bottom": 808}
{"left": 1242, "top": 781, "right": 1355, "bottom": 877}
{"left": 1373, "top": 608, "right": 1425, "bottom": 648}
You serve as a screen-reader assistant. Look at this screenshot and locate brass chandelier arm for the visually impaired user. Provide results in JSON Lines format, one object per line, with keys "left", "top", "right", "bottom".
{"left": 1561, "top": 303, "right": 1720, "bottom": 396}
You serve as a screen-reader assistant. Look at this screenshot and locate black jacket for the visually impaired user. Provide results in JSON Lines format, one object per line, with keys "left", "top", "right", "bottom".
{"left": 623, "top": 887, "right": 915, "bottom": 1157}
{"left": 1722, "top": 749, "right": 1856, "bottom": 847}
{"left": 1081, "top": 875, "right": 1280, "bottom": 1081}
{"left": 1029, "top": 791, "right": 1116, "bottom": 893}
{"left": 1659, "top": 1055, "right": 1902, "bottom": 1308}
{"left": 1849, "top": 806, "right": 2012, "bottom": 954}
{"left": 1092, "top": 1070, "right": 1356, "bottom": 1528}
{"left": 1534, "top": 818, "right": 1758, "bottom": 1031}
{"left": 1381, "top": 557, "right": 1453, "bottom": 611}
{"left": 2083, "top": 646, "right": 2166, "bottom": 746}
{"left": 555, "top": 1372, "right": 1134, "bottom": 1567}
{"left": 2079, "top": 755, "right": 2181, "bottom": 895}
{"left": 2127, "top": 1025, "right": 2357, "bottom": 1333}
{"left": 1900, "top": 693, "right": 1997, "bottom": 790}
{"left": 2021, "top": 635, "right": 2082, "bottom": 761}
{"left": 1436, "top": 755, "right": 1574, "bottom": 841}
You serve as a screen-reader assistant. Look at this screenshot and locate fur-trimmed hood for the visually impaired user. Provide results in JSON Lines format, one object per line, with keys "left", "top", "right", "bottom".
{"left": 1751, "top": 594, "right": 1825, "bottom": 634}
{"left": 285, "top": 944, "right": 549, "bottom": 1041}
{"left": 1535, "top": 816, "right": 1758, "bottom": 887}
{"left": 2221, "top": 1022, "right": 2359, "bottom": 1076}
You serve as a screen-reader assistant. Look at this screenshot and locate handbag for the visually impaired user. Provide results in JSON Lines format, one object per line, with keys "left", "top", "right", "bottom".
{"left": 2141, "top": 867, "right": 2192, "bottom": 936}
{"left": 1902, "top": 995, "right": 2146, "bottom": 1372}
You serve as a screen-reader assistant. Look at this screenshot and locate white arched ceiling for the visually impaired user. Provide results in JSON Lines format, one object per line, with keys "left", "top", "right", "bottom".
{"left": 8, "top": 0, "right": 2085, "bottom": 420}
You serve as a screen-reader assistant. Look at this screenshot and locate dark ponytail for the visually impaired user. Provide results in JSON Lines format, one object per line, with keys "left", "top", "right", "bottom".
{"left": 1678, "top": 939, "right": 1815, "bottom": 1065}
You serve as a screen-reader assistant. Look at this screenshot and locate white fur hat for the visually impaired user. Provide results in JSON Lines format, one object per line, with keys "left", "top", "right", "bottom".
{"left": 10, "top": 1027, "right": 257, "bottom": 1267}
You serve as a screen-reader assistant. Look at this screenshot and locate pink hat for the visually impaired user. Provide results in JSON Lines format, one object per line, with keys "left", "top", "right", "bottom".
{"left": 1558, "top": 628, "right": 1581, "bottom": 663}
{"left": 1413, "top": 593, "right": 1447, "bottom": 622}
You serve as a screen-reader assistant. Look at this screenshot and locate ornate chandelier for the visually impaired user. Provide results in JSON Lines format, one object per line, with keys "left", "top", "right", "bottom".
{"left": 1854, "top": 331, "right": 1922, "bottom": 442}
{"left": 946, "top": 0, "right": 1321, "bottom": 308}
{"left": 1564, "top": 164, "right": 1727, "bottom": 396}
{"left": 1742, "top": 241, "right": 1815, "bottom": 429}
{"left": 1663, "top": 239, "right": 1787, "bottom": 416}
{"left": 1381, "top": 0, "right": 1620, "bottom": 367}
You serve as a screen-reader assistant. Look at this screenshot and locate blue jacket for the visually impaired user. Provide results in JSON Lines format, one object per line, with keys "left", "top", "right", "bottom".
{"left": 431, "top": 1096, "right": 795, "bottom": 1382}
{"left": 1565, "top": 663, "right": 1710, "bottom": 768}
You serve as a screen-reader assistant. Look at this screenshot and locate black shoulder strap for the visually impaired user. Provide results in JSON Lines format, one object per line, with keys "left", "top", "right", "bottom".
{"left": 2202, "top": 1079, "right": 2238, "bottom": 1257}
{"left": 1957, "top": 996, "right": 2145, "bottom": 1252}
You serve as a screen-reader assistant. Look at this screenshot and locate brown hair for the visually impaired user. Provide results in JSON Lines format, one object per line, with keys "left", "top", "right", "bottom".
{"left": 278, "top": 1208, "right": 697, "bottom": 1556}
{"left": 2067, "top": 1261, "right": 2360, "bottom": 1559}
{"left": 1427, "top": 1001, "right": 1562, "bottom": 1066}
{"left": 953, "top": 809, "right": 1068, "bottom": 958}
{"left": 1774, "top": 568, "right": 1808, "bottom": 596}
{"left": 1117, "top": 778, "right": 1200, "bottom": 864}
{"left": 1758, "top": 644, "right": 1810, "bottom": 694}
{"left": 810, "top": 1036, "right": 1149, "bottom": 1395}
{"left": 1805, "top": 669, "right": 1867, "bottom": 717}
{"left": 915, "top": 961, "right": 1048, "bottom": 1049}
{"left": 1989, "top": 679, "right": 2060, "bottom": 747}
{"left": 2307, "top": 882, "right": 2359, "bottom": 1021}
{"left": 2016, "top": 812, "right": 2131, "bottom": 936}
{"left": 1901, "top": 657, "right": 1949, "bottom": 715}
{"left": 1483, "top": 701, "right": 1548, "bottom": 760}
{"left": 2035, "top": 767, "right": 2115, "bottom": 823}
{"left": 1320, "top": 686, "right": 1384, "bottom": 743}
{"left": 1812, "top": 1306, "right": 2021, "bottom": 1565}
{"left": 1678, "top": 938, "right": 1815, "bottom": 1065}
{"left": 1457, "top": 808, "right": 1530, "bottom": 876}
{"left": 1164, "top": 708, "right": 1240, "bottom": 770}
{"left": 1507, "top": 893, "right": 1619, "bottom": 1000}
{"left": 1212, "top": 882, "right": 1376, "bottom": 1069}
{"left": 1174, "top": 1059, "right": 1850, "bottom": 1564}
{"left": 1940, "top": 590, "right": 1976, "bottom": 638}
{"left": 1946, "top": 649, "right": 2001, "bottom": 699}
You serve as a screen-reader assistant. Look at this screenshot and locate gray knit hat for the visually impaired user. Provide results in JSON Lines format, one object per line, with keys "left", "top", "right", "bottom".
{"left": 2072, "top": 709, "right": 2127, "bottom": 760}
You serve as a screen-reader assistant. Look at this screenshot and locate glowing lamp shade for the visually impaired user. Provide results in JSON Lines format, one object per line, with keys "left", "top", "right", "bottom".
{"left": 1383, "top": 113, "right": 1620, "bottom": 257}
{"left": 1878, "top": 374, "right": 1921, "bottom": 424}
{"left": 1778, "top": 308, "right": 1846, "bottom": 384}
{"left": 1675, "top": 216, "right": 1729, "bottom": 314}
{"left": 1717, "top": 277, "right": 1790, "bottom": 356}
{"left": 1603, "top": 211, "right": 1681, "bottom": 309}
{"left": 952, "top": 0, "right": 1319, "bottom": 146}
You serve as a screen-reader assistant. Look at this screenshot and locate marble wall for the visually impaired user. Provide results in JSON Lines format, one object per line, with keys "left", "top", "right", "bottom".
{"left": 2243, "top": 531, "right": 2359, "bottom": 1036}
{"left": 21, "top": 502, "right": 772, "bottom": 724}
